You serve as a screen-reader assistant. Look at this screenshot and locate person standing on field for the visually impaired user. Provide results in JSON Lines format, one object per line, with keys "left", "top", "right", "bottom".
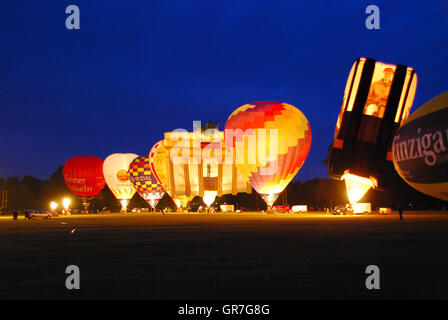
{"left": 398, "top": 205, "right": 403, "bottom": 220}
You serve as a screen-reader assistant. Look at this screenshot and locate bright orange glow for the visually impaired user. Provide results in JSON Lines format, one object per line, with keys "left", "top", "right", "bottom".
{"left": 62, "top": 198, "right": 71, "bottom": 209}
{"left": 103, "top": 153, "right": 138, "bottom": 202}
{"left": 342, "top": 173, "right": 376, "bottom": 204}
{"left": 50, "top": 201, "right": 58, "bottom": 211}
{"left": 203, "top": 191, "right": 217, "bottom": 207}
{"left": 345, "top": 180, "right": 371, "bottom": 204}
{"left": 260, "top": 192, "right": 280, "bottom": 207}
{"left": 225, "top": 102, "right": 311, "bottom": 205}
{"left": 173, "top": 196, "right": 194, "bottom": 208}
{"left": 346, "top": 58, "right": 366, "bottom": 112}
{"left": 119, "top": 199, "right": 129, "bottom": 212}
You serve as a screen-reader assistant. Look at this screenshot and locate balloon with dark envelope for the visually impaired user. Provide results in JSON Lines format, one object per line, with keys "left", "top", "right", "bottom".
{"left": 392, "top": 91, "right": 448, "bottom": 201}
{"left": 328, "top": 58, "right": 417, "bottom": 203}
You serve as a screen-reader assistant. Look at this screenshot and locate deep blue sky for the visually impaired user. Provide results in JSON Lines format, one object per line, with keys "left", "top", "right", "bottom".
{"left": 0, "top": 0, "right": 447, "bottom": 181}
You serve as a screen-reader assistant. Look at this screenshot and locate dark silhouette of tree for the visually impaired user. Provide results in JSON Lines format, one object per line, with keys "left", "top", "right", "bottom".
{"left": 40, "top": 166, "right": 72, "bottom": 209}
{"left": 0, "top": 161, "right": 447, "bottom": 212}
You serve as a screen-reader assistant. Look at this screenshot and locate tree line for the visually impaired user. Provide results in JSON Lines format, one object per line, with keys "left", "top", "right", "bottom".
{"left": 1, "top": 164, "right": 446, "bottom": 213}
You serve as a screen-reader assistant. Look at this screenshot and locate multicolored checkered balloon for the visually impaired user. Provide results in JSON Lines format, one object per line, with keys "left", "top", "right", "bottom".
{"left": 128, "top": 155, "right": 165, "bottom": 207}
{"left": 225, "top": 101, "right": 312, "bottom": 207}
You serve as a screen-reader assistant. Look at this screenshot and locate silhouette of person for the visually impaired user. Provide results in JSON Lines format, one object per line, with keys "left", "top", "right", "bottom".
{"left": 365, "top": 67, "right": 394, "bottom": 117}
{"left": 398, "top": 205, "right": 403, "bottom": 220}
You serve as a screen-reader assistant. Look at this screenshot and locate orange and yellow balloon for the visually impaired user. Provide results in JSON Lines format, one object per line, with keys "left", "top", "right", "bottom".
{"left": 148, "top": 140, "right": 195, "bottom": 209}
{"left": 225, "top": 101, "right": 312, "bottom": 206}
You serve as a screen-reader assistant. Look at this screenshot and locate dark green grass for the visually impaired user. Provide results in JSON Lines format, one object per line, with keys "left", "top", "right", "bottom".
{"left": 0, "top": 213, "right": 447, "bottom": 299}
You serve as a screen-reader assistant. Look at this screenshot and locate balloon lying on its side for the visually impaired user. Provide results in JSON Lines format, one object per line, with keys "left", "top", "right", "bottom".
{"left": 103, "top": 153, "right": 138, "bottom": 212}
{"left": 128, "top": 155, "right": 165, "bottom": 208}
{"left": 63, "top": 155, "right": 106, "bottom": 208}
{"left": 328, "top": 58, "right": 417, "bottom": 204}
{"left": 392, "top": 90, "right": 448, "bottom": 201}
{"left": 225, "top": 101, "right": 312, "bottom": 206}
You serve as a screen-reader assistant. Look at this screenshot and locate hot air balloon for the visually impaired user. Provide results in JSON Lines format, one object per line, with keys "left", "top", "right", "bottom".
{"left": 173, "top": 195, "right": 195, "bottom": 209}
{"left": 224, "top": 101, "right": 312, "bottom": 207}
{"left": 149, "top": 132, "right": 252, "bottom": 211}
{"left": 328, "top": 58, "right": 417, "bottom": 204}
{"left": 149, "top": 140, "right": 198, "bottom": 209}
{"left": 128, "top": 155, "right": 165, "bottom": 209}
{"left": 103, "top": 153, "right": 138, "bottom": 212}
{"left": 63, "top": 155, "right": 106, "bottom": 209}
{"left": 149, "top": 140, "right": 170, "bottom": 193}
{"left": 392, "top": 91, "right": 448, "bottom": 201}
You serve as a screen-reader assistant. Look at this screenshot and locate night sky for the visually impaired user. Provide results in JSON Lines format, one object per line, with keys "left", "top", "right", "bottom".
{"left": 1, "top": 1, "right": 447, "bottom": 181}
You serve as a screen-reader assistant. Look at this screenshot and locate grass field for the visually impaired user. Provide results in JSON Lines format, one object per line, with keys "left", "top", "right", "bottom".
{"left": 1, "top": 211, "right": 448, "bottom": 299}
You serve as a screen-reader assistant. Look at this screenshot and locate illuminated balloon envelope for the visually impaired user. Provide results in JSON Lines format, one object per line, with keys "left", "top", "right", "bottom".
{"left": 224, "top": 101, "right": 312, "bottom": 207}
{"left": 63, "top": 155, "right": 106, "bottom": 209}
{"left": 392, "top": 91, "right": 448, "bottom": 201}
{"left": 128, "top": 155, "right": 165, "bottom": 208}
{"left": 148, "top": 140, "right": 170, "bottom": 193}
{"left": 202, "top": 191, "right": 217, "bottom": 207}
{"left": 328, "top": 58, "right": 417, "bottom": 203}
{"left": 149, "top": 134, "right": 251, "bottom": 213}
{"left": 103, "top": 153, "right": 138, "bottom": 212}
{"left": 150, "top": 137, "right": 249, "bottom": 195}
{"left": 174, "top": 195, "right": 195, "bottom": 209}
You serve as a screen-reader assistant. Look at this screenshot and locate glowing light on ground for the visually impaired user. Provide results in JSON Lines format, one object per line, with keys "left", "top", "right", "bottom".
{"left": 260, "top": 192, "right": 280, "bottom": 207}
{"left": 50, "top": 201, "right": 58, "bottom": 211}
{"left": 203, "top": 191, "right": 217, "bottom": 207}
{"left": 62, "top": 198, "right": 71, "bottom": 209}
{"left": 119, "top": 199, "right": 129, "bottom": 212}
{"left": 342, "top": 173, "right": 376, "bottom": 204}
